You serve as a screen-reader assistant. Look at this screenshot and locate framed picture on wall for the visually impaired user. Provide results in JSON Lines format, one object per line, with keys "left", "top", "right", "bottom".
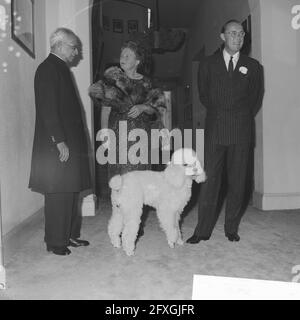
{"left": 242, "top": 14, "right": 252, "bottom": 34}
{"left": 11, "top": 0, "right": 35, "bottom": 58}
{"left": 103, "top": 15, "right": 110, "bottom": 31}
{"left": 113, "top": 19, "right": 123, "bottom": 33}
{"left": 128, "top": 20, "right": 138, "bottom": 34}
{"left": 241, "top": 14, "right": 252, "bottom": 55}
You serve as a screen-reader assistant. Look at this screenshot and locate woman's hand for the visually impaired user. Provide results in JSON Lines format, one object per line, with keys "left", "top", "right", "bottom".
{"left": 127, "top": 104, "right": 147, "bottom": 118}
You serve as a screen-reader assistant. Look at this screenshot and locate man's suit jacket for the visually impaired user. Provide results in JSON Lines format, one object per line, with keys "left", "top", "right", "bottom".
{"left": 198, "top": 51, "right": 263, "bottom": 145}
{"left": 29, "top": 54, "right": 91, "bottom": 193}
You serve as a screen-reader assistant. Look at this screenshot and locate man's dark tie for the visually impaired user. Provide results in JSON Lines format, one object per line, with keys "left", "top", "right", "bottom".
{"left": 228, "top": 56, "right": 234, "bottom": 77}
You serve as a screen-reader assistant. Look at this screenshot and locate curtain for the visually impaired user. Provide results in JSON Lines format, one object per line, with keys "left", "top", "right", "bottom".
{"left": 92, "top": 0, "right": 104, "bottom": 82}
{"left": 92, "top": 0, "right": 110, "bottom": 198}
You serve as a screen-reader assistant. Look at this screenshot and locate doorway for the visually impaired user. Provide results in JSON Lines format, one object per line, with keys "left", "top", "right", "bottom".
{"left": 91, "top": 0, "right": 151, "bottom": 198}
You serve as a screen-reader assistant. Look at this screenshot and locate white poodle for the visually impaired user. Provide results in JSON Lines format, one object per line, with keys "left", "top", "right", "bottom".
{"left": 108, "top": 148, "right": 206, "bottom": 256}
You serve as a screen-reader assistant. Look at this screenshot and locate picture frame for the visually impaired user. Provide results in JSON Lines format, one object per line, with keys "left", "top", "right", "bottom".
{"left": 241, "top": 14, "right": 252, "bottom": 55}
{"left": 242, "top": 14, "right": 252, "bottom": 35}
{"left": 128, "top": 20, "right": 138, "bottom": 34}
{"left": 102, "top": 15, "right": 110, "bottom": 31}
{"left": 113, "top": 19, "right": 123, "bottom": 33}
{"left": 11, "top": 0, "right": 35, "bottom": 59}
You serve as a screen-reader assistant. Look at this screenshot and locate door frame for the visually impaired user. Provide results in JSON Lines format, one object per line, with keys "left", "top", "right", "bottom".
{"left": 0, "top": 181, "right": 6, "bottom": 289}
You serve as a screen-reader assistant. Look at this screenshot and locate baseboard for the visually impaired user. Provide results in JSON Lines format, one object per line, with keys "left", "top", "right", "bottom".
{"left": 253, "top": 191, "right": 300, "bottom": 211}
{"left": 81, "top": 191, "right": 96, "bottom": 217}
{"left": 3, "top": 208, "right": 44, "bottom": 264}
{"left": 0, "top": 265, "right": 6, "bottom": 289}
{"left": 2, "top": 193, "right": 96, "bottom": 263}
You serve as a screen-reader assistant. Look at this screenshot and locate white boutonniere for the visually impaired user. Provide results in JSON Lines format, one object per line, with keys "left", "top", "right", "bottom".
{"left": 239, "top": 66, "right": 248, "bottom": 75}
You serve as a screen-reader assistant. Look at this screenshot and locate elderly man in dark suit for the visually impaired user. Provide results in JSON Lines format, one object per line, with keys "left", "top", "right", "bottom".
{"left": 29, "top": 28, "right": 91, "bottom": 255}
{"left": 187, "top": 20, "right": 263, "bottom": 244}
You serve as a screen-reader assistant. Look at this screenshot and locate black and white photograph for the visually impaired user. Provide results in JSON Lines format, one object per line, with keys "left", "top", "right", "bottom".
{"left": 112, "top": 18, "right": 123, "bottom": 33}
{"left": 127, "top": 19, "right": 138, "bottom": 33}
{"left": 0, "top": 0, "right": 300, "bottom": 304}
{"left": 11, "top": 0, "right": 35, "bottom": 58}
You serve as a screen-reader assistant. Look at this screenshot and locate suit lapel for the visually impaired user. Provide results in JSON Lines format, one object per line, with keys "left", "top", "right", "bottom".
{"left": 212, "top": 52, "right": 249, "bottom": 79}
{"left": 214, "top": 51, "right": 244, "bottom": 78}
{"left": 213, "top": 52, "right": 228, "bottom": 76}
{"left": 234, "top": 54, "right": 247, "bottom": 75}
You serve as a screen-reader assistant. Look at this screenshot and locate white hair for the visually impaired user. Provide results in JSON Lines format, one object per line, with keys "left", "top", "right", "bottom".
{"left": 50, "top": 27, "right": 76, "bottom": 51}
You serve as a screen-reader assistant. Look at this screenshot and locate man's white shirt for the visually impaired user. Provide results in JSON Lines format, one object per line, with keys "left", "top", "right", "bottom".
{"left": 223, "top": 49, "right": 240, "bottom": 70}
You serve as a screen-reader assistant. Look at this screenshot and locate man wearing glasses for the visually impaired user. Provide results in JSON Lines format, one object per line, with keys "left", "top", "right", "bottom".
{"left": 29, "top": 28, "right": 91, "bottom": 255}
{"left": 187, "top": 20, "right": 263, "bottom": 244}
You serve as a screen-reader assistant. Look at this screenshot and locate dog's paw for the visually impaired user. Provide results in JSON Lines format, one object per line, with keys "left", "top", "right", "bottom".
{"left": 176, "top": 238, "right": 184, "bottom": 246}
{"left": 110, "top": 239, "right": 121, "bottom": 248}
{"left": 125, "top": 249, "right": 135, "bottom": 256}
{"left": 168, "top": 241, "right": 175, "bottom": 249}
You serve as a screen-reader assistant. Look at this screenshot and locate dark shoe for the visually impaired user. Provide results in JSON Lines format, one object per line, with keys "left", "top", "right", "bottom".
{"left": 47, "top": 245, "right": 71, "bottom": 255}
{"left": 226, "top": 233, "right": 240, "bottom": 242}
{"left": 186, "top": 234, "right": 210, "bottom": 244}
{"left": 69, "top": 238, "right": 90, "bottom": 247}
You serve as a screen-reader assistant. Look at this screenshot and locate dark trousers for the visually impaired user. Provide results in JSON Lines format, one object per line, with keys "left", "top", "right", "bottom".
{"left": 193, "top": 143, "right": 251, "bottom": 238}
{"left": 44, "top": 192, "right": 81, "bottom": 247}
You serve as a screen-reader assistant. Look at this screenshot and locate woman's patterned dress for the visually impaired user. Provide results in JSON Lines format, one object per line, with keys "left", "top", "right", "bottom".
{"left": 89, "top": 67, "right": 166, "bottom": 180}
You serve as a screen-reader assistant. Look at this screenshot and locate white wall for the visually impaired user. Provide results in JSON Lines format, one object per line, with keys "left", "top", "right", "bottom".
{"left": 253, "top": 0, "right": 300, "bottom": 210}
{"left": 0, "top": 0, "right": 46, "bottom": 235}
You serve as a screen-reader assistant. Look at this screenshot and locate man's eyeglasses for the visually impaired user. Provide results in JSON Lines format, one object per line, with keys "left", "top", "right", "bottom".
{"left": 225, "top": 31, "right": 245, "bottom": 38}
{"left": 66, "top": 43, "right": 78, "bottom": 51}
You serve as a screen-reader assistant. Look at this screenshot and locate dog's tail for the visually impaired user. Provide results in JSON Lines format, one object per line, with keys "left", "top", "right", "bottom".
{"left": 109, "top": 175, "right": 123, "bottom": 191}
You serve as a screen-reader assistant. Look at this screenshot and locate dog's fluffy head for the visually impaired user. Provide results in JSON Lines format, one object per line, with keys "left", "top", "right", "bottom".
{"left": 169, "top": 148, "right": 206, "bottom": 183}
